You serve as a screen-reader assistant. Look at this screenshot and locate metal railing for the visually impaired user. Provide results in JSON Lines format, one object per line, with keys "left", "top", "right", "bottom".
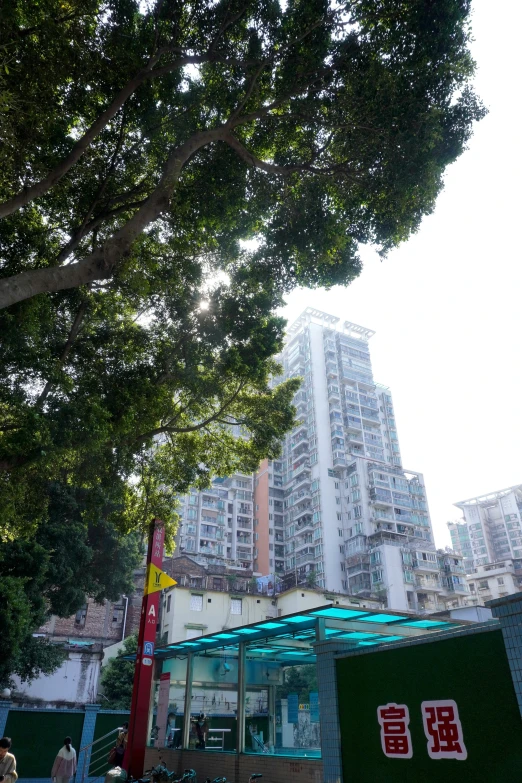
{"left": 78, "top": 727, "right": 120, "bottom": 783}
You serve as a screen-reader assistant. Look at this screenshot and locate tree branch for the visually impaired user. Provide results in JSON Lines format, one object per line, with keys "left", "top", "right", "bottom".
{"left": 0, "top": 53, "right": 213, "bottom": 220}
{"left": 58, "top": 199, "right": 148, "bottom": 266}
{"left": 56, "top": 111, "right": 129, "bottom": 265}
{"left": 0, "top": 127, "right": 228, "bottom": 309}
{"left": 36, "top": 300, "right": 89, "bottom": 406}
{"left": 132, "top": 381, "right": 245, "bottom": 442}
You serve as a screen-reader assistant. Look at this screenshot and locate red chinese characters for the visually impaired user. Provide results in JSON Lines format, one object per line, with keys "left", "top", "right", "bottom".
{"left": 377, "top": 703, "right": 413, "bottom": 759}
{"left": 421, "top": 700, "right": 467, "bottom": 760}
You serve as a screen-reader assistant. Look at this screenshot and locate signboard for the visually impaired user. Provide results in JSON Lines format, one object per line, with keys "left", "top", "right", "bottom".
{"left": 337, "top": 628, "right": 522, "bottom": 781}
{"left": 124, "top": 519, "right": 165, "bottom": 775}
{"left": 145, "top": 565, "right": 177, "bottom": 595}
{"left": 287, "top": 694, "right": 299, "bottom": 724}
{"left": 310, "top": 692, "right": 319, "bottom": 723}
{"left": 155, "top": 673, "right": 171, "bottom": 748}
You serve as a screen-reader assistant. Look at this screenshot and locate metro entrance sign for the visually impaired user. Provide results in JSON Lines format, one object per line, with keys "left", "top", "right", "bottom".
{"left": 123, "top": 519, "right": 166, "bottom": 776}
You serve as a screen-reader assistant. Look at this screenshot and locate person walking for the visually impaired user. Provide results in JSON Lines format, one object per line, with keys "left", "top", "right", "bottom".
{"left": 51, "top": 737, "right": 77, "bottom": 783}
{"left": 0, "top": 737, "right": 17, "bottom": 783}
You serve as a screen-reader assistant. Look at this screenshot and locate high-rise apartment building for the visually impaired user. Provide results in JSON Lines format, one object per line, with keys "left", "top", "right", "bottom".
{"left": 176, "top": 473, "right": 255, "bottom": 572}
{"left": 254, "top": 308, "right": 468, "bottom": 613}
{"left": 451, "top": 485, "right": 522, "bottom": 568}
{"left": 447, "top": 521, "right": 474, "bottom": 571}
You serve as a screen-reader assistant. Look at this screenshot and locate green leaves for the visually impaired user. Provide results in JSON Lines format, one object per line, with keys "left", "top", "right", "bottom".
{"left": 100, "top": 632, "right": 138, "bottom": 710}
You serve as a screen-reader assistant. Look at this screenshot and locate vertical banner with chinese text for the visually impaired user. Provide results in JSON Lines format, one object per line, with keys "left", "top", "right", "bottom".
{"left": 123, "top": 519, "right": 165, "bottom": 776}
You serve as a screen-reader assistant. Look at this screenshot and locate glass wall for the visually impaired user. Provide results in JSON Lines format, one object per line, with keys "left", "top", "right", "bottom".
{"left": 243, "top": 652, "right": 321, "bottom": 757}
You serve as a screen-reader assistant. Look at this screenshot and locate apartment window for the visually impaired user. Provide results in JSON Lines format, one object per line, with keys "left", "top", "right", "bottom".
{"left": 335, "top": 481, "right": 339, "bottom": 489}
{"left": 337, "top": 513, "right": 342, "bottom": 521}
{"left": 338, "top": 529, "right": 343, "bottom": 537}
{"left": 478, "top": 581, "right": 489, "bottom": 590}
{"left": 497, "top": 577, "right": 505, "bottom": 586}
{"left": 166, "top": 594, "right": 172, "bottom": 613}
{"left": 75, "top": 605, "right": 87, "bottom": 626}
{"left": 336, "top": 497, "right": 341, "bottom": 505}
{"left": 111, "top": 606, "right": 124, "bottom": 626}
{"left": 269, "top": 544, "right": 274, "bottom": 550}
{"left": 190, "top": 594, "right": 203, "bottom": 611}
{"left": 353, "top": 505, "right": 362, "bottom": 518}
{"left": 231, "top": 598, "right": 242, "bottom": 616}
{"left": 269, "top": 559, "right": 274, "bottom": 567}
{"left": 339, "top": 544, "right": 345, "bottom": 553}
{"left": 341, "top": 563, "right": 345, "bottom": 571}
{"left": 351, "top": 489, "right": 361, "bottom": 502}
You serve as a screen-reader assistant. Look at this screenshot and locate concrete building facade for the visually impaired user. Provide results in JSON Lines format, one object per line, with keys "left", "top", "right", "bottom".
{"left": 176, "top": 474, "right": 256, "bottom": 572}
{"left": 466, "top": 559, "right": 521, "bottom": 604}
{"left": 258, "top": 308, "right": 467, "bottom": 613}
{"left": 160, "top": 555, "right": 383, "bottom": 644}
{"left": 453, "top": 484, "right": 522, "bottom": 568}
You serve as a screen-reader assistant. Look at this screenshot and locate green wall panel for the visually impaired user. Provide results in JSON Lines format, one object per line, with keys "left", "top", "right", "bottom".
{"left": 337, "top": 629, "right": 522, "bottom": 782}
{"left": 4, "top": 710, "right": 83, "bottom": 778}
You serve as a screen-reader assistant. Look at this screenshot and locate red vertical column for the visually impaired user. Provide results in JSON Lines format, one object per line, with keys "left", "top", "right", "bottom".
{"left": 123, "top": 518, "right": 165, "bottom": 776}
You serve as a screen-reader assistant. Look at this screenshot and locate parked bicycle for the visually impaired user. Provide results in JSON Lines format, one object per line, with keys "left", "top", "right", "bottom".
{"left": 204, "top": 772, "right": 262, "bottom": 783}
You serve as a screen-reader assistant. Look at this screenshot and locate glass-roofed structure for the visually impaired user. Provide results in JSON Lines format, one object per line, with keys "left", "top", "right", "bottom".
{"left": 136, "top": 604, "right": 465, "bottom": 758}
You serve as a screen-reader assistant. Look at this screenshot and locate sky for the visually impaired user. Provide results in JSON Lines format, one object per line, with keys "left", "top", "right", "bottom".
{"left": 278, "top": 0, "right": 522, "bottom": 548}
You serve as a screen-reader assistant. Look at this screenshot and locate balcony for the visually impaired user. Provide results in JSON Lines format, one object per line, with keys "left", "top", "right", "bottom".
{"left": 370, "top": 488, "right": 393, "bottom": 503}
{"left": 292, "top": 504, "right": 312, "bottom": 520}
{"left": 292, "top": 473, "right": 312, "bottom": 493}
{"left": 361, "top": 408, "right": 380, "bottom": 423}
{"left": 296, "top": 549, "right": 316, "bottom": 566}
{"left": 371, "top": 511, "right": 394, "bottom": 522}
{"left": 415, "top": 577, "right": 441, "bottom": 591}
{"left": 296, "top": 516, "right": 314, "bottom": 532}
{"left": 413, "top": 560, "right": 439, "bottom": 573}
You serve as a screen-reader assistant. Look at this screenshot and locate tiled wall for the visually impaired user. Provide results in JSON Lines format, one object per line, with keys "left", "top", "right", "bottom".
{"left": 144, "top": 748, "right": 323, "bottom": 783}
{"left": 490, "top": 593, "right": 522, "bottom": 716}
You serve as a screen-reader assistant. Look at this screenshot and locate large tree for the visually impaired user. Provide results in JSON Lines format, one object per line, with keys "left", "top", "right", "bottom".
{"left": 0, "top": 0, "right": 483, "bottom": 533}
{"left": 0, "top": 0, "right": 483, "bottom": 308}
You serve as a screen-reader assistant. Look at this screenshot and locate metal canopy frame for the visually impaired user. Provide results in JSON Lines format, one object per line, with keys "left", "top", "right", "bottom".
{"left": 127, "top": 604, "right": 463, "bottom": 666}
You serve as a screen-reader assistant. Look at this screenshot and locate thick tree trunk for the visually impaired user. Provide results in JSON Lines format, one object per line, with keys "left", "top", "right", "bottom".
{"left": 0, "top": 129, "right": 225, "bottom": 310}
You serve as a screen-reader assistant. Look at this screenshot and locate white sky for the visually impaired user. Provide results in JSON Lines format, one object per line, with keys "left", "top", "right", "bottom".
{"left": 279, "top": 0, "right": 522, "bottom": 548}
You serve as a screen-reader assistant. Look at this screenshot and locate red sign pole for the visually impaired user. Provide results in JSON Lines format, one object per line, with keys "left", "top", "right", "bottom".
{"left": 123, "top": 518, "right": 165, "bottom": 776}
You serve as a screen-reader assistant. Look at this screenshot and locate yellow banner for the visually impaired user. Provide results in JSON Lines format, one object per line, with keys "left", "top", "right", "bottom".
{"left": 145, "top": 565, "right": 177, "bottom": 595}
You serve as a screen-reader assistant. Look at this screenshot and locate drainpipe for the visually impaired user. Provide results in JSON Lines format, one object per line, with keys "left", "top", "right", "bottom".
{"left": 121, "top": 595, "right": 129, "bottom": 641}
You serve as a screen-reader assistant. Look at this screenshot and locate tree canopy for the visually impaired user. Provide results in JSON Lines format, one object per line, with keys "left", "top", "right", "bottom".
{"left": 0, "top": 0, "right": 484, "bottom": 533}
{"left": 0, "top": 484, "right": 141, "bottom": 686}
{"left": 100, "top": 632, "right": 138, "bottom": 710}
{"left": 0, "top": 0, "right": 483, "bottom": 308}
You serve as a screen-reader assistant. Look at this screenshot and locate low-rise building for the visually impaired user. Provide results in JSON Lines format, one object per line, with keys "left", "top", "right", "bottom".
{"left": 466, "top": 560, "right": 521, "bottom": 604}
{"left": 160, "top": 556, "right": 384, "bottom": 643}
